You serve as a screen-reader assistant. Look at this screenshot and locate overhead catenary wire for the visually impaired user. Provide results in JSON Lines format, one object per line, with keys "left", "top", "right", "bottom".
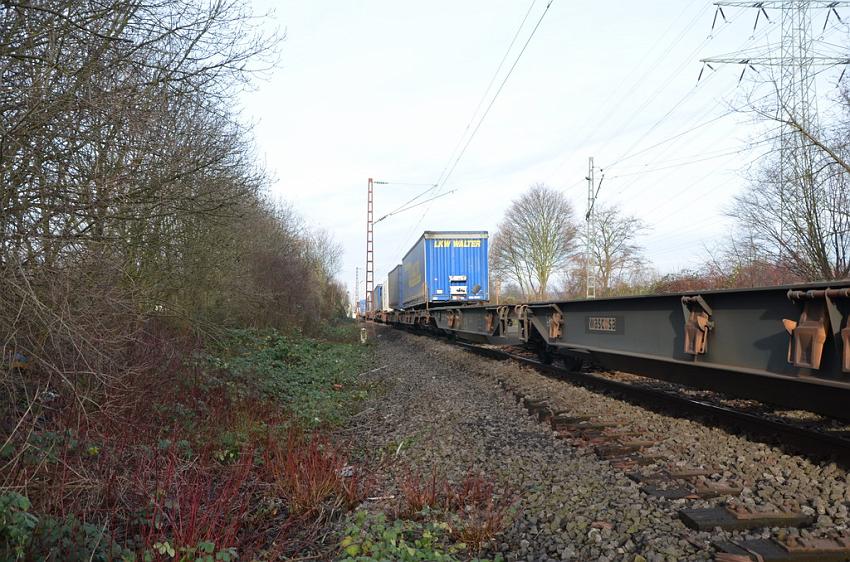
{"left": 377, "top": 181, "right": 440, "bottom": 187}
{"left": 374, "top": 183, "right": 438, "bottom": 223}
{"left": 374, "top": 189, "right": 457, "bottom": 224}
{"left": 436, "top": 0, "right": 556, "bottom": 193}
{"left": 390, "top": 0, "right": 557, "bottom": 259}
{"left": 389, "top": 0, "right": 541, "bottom": 222}
{"left": 546, "top": 0, "right": 716, "bottom": 178}
{"left": 432, "top": 0, "right": 540, "bottom": 189}
{"left": 386, "top": 3, "right": 846, "bottom": 276}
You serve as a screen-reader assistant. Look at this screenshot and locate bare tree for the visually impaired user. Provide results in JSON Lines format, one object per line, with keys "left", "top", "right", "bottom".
{"left": 728, "top": 80, "right": 850, "bottom": 281}
{"left": 0, "top": 0, "right": 352, "bottom": 419}
{"left": 729, "top": 157, "right": 850, "bottom": 281}
{"left": 491, "top": 184, "right": 579, "bottom": 300}
{"left": 0, "top": 1, "right": 362, "bottom": 541}
{"left": 580, "top": 204, "right": 649, "bottom": 296}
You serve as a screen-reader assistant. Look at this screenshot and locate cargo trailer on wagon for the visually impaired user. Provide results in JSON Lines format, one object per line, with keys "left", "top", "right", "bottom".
{"left": 388, "top": 265, "right": 402, "bottom": 310}
{"left": 399, "top": 231, "right": 489, "bottom": 309}
{"left": 374, "top": 284, "right": 385, "bottom": 312}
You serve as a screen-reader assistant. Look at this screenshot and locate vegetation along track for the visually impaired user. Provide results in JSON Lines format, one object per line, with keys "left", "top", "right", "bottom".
{"left": 421, "top": 332, "right": 850, "bottom": 561}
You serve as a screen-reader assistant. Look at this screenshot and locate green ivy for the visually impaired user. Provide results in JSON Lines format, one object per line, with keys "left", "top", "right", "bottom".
{"left": 0, "top": 496, "right": 135, "bottom": 562}
{"left": 338, "top": 511, "right": 503, "bottom": 562}
{"left": 130, "top": 540, "right": 237, "bottom": 562}
{"left": 203, "top": 328, "right": 374, "bottom": 428}
{"left": 0, "top": 492, "right": 37, "bottom": 560}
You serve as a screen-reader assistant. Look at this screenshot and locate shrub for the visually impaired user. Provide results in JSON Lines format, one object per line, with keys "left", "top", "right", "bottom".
{"left": 394, "top": 470, "right": 517, "bottom": 557}
{"left": 399, "top": 469, "right": 442, "bottom": 516}
{"left": 263, "top": 429, "right": 363, "bottom": 517}
{"left": 444, "top": 475, "right": 517, "bottom": 555}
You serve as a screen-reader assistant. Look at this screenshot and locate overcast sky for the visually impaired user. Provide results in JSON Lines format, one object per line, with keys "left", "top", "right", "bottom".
{"left": 239, "top": 0, "right": 849, "bottom": 300}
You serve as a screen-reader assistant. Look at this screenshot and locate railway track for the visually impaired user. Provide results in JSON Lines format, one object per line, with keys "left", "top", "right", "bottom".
{"left": 456, "top": 340, "right": 850, "bottom": 466}
{"left": 448, "top": 338, "right": 850, "bottom": 561}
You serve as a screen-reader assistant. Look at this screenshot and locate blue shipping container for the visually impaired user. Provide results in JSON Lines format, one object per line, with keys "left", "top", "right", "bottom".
{"left": 400, "top": 231, "right": 489, "bottom": 309}
{"left": 388, "top": 265, "right": 402, "bottom": 310}
{"left": 374, "top": 284, "right": 384, "bottom": 312}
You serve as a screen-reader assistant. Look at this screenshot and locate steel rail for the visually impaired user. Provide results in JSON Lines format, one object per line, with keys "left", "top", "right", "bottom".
{"left": 452, "top": 340, "right": 850, "bottom": 467}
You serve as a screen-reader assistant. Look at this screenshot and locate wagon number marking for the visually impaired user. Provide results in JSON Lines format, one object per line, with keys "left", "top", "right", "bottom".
{"left": 588, "top": 316, "right": 618, "bottom": 333}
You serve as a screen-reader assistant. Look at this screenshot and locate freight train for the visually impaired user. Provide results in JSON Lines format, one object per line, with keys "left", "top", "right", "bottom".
{"left": 366, "top": 235, "right": 850, "bottom": 420}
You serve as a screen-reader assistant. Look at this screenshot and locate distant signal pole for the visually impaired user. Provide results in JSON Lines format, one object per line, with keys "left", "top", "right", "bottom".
{"left": 585, "top": 157, "right": 597, "bottom": 299}
{"left": 366, "top": 179, "right": 373, "bottom": 314}
{"left": 354, "top": 266, "right": 360, "bottom": 317}
{"left": 366, "top": 178, "right": 389, "bottom": 314}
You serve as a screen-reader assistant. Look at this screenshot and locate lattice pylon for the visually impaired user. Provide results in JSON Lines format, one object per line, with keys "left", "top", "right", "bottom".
{"left": 366, "top": 178, "right": 374, "bottom": 313}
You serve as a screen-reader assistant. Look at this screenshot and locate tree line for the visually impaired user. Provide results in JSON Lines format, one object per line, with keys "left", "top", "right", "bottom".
{"left": 1, "top": 1, "right": 348, "bottom": 412}
{"left": 491, "top": 78, "right": 850, "bottom": 303}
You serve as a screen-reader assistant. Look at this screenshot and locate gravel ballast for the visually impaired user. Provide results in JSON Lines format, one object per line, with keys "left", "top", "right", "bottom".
{"left": 347, "top": 326, "right": 850, "bottom": 561}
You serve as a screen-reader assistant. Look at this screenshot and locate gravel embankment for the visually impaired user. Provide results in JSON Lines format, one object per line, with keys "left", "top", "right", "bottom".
{"left": 348, "top": 326, "right": 850, "bottom": 561}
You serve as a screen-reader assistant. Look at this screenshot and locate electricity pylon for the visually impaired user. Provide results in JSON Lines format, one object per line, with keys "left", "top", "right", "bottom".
{"left": 701, "top": 1, "right": 850, "bottom": 250}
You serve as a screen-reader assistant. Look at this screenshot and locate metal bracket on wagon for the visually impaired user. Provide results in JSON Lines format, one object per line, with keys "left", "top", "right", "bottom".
{"left": 681, "top": 295, "right": 713, "bottom": 356}
{"left": 485, "top": 308, "right": 506, "bottom": 335}
{"left": 446, "top": 309, "right": 462, "bottom": 330}
{"left": 548, "top": 305, "right": 564, "bottom": 342}
{"left": 497, "top": 305, "right": 511, "bottom": 336}
{"left": 515, "top": 304, "right": 531, "bottom": 342}
{"left": 784, "top": 288, "right": 849, "bottom": 371}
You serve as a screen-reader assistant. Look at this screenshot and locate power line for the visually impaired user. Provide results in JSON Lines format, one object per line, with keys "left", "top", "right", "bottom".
{"left": 603, "top": 45, "right": 800, "bottom": 194}
{"left": 602, "top": 111, "right": 733, "bottom": 169}
{"left": 608, "top": 60, "right": 842, "bottom": 203}
{"left": 378, "top": 181, "right": 440, "bottom": 187}
{"left": 577, "top": 4, "right": 760, "bottom": 178}
{"left": 587, "top": 17, "right": 779, "bottom": 194}
{"left": 611, "top": 143, "right": 749, "bottom": 172}
{"left": 605, "top": 148, "right": 744, "bottom": 179}
{"left": 374, "top": 183, "right": 438, "bottom": 223}
{"left": 575, "top": 9, "right": 776, "bottom": 199}
{"left": 433, "top": 0, "right": 540, "bottom": 188}
{"left": 437, "top": 0, "right": 557, "bottom": 192}
{"left": 392, "top": 0, "right": 541, "bottom": 222}
{"left": 374, "top": 189, "right": 457, "bottom": 224}
{"left": 603, "top": 67, "right": 723, "bottom": 174}
{"left": 589, "top": 3, "right": 727, "bottom": 161}
{"left": 546, "top": 0, "right": 715, "bottom": 178}
{"left": 390, "top": 0, "right": 557, "bottom": 260}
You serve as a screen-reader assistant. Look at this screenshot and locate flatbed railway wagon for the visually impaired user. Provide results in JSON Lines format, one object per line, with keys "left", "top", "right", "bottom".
{"left": 399, "top": 231, "right": 489, "bottom": 309}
